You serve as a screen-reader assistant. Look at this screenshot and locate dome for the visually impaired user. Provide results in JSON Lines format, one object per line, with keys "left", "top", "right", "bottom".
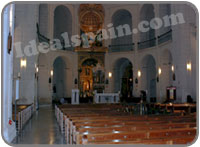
{"left": 79, "top": 4, "right": 104, "bottom": 33}
{"left": 81, "top": 12, "right": 101, "bottom": 32}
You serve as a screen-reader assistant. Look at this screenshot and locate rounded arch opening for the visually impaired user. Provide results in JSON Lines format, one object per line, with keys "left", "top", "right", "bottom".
{"left": 141, "top": 54, "right": 156, "bottom": 102}
{"left": 140, "top": 4, "right": 155, "bottom": 42}
{"left": 54, "top": 5, "right": 72, "bottom": 49}
{"left": 52, "top": 56, "right": 67, "bottom": 101}
{"left": 39, "top": 4, "right": 48, "bottom": 36}
{"left": 111, "top": 9, "right": 133, "bottom": 51}
{"left": 159, "top": 4, "right": 171, "bottom": 35}
{"left": 113, "top": 58, "right": 133, "bottom": 100}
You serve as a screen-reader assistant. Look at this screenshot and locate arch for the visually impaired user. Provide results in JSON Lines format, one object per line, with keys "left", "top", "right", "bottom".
{"left": 161, "top": 49, "right": 173, "bottom": 64}
{"left": 141, "top": 54, "right": 157, "bottom": 102}
{"left": 54, "top": 5, "right": 72, "bottom": 49}
{"left": 159, "top": 4, "right": 171, "bottom": 35}
{"left": 52, "top": 56, "right": 67, "bottom": 99}
{"left": 113, "top": 58, "right": 133, "bottom": 99}
{"left": 111, "top": 9, "right": 133, "bottom": 51}
{"left": 50, "top": 54, "right": 72, "bottom": 70}
{"left": 79, "top": 57, "right": 103, "bottom": 68}
{"left": 140, "top": 4, "right": 155, "bottom": 42}
{"left": 39, "top": 4, "right": 48, "bottom": 36}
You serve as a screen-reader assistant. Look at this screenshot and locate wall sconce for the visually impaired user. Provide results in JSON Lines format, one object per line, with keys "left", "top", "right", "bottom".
{"left": 50, "top": 70, "right": 53, "bottom": 76}
{"left": 20, "top": 59, "right": 26, "bottom": 68}
{"left": 74, "top": 78, "right": 78, "bottom": 84}
{"left": 157, "top": 76, "right": 159, "bottom": 82}
{"left": 108, "top": 72, "right": 112, "bottom": 78}
{"left": 49, "top": 70, "right": 53, "bottom": 83}
{"left": 158, "top": 67, "right": 162, "bottom": 75}
{"left": 48, "top": 77, "right": 51, "bottom": 83}
{"left": 137, "top": 70, "right": 141, "bottom": 78}
{"left": 173, "top": 73, "right": 176, "bottom": 81}
{"left": 171, "top": 65, "right": 174, "bottom": 72}
{"left": 135, "top": 78, "right": 138, "bottom": 84}
{"left": 187, "top": 62, "right": 192, "bottom": 71}
{"left": 106, "top": 79, "right": 109, "bottom": 84}
{"left": 17, "top": 72, "right": 21, "bottom": 79}
{"left": 36, "top": 67, "right": 39, "bottom": 73}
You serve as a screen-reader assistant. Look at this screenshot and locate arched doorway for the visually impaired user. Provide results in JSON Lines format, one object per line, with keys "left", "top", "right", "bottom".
{"left": 114, "top": 58, "right": 133, "bottom": 100}
{"left": 54, "top": 5, "right": 72, "bottom": 50}
{"left": 79, "top": 58, "right": 105, "bottom": 98}
{"left": 52, "top": 57, "right": 67, "bottom": 101}
{"left": 141, "top": 55, "right": 157, "bottom": 102}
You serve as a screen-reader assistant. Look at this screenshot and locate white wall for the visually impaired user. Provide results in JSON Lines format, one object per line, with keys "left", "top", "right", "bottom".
{"left": 13, "top": 4, "right": 39, "bottom": 105}
{"left": 2, "top": 4, "right": 16, "bottom": 143}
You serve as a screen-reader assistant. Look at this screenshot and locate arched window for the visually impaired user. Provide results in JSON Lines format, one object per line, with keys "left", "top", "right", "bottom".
{"left": 54, "top": 5, "right": 72, "bottom": 50}
{"left": 140, "top": 4, "right": 155, "bottom": 41}
{"left": 39, "top": 4, "right": 48, "bottom": 37}
{"left": 159, "top": 4, "right": 171, "bottom": 35}
{"left": 111, "top": 9, "right": 133, "bottom": 52}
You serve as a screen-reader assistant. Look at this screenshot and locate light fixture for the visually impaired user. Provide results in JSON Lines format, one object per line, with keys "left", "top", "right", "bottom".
{"left": 108, "top": 72, "right": 112, "bottom": 78}
{"left": 187, "top": 62, "right": 192, "bottom": 71}
{"left": 20, "top": 59, "right": 27, "bottom": 68}
{"left": 50, "top": 70, "right": 53, "bottom": 76}
{"left": 36, "top": 67, "right": 39, "bottom": 73}
{"left": 171, "top": 65, "right": 174, "bottom": 72}
{"left": 158, "top": 67, "right": 162, "bottom": 75}
{"left": 17, "top": 72, "right": 21, "bottom": 78}
{"left": 137, "top": 70, "right": 141, "bottom": 78}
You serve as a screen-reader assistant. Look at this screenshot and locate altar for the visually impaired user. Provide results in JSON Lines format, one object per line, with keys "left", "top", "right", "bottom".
{"left": 94, "top": 93, "right": 120, "bottom": 103}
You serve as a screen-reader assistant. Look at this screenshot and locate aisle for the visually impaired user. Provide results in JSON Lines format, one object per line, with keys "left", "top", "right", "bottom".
{"left": 12, "top": 105, "right": 65, "bottom": 144}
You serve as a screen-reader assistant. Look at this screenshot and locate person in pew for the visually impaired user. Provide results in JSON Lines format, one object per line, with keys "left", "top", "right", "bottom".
{"left": 187, "top": 95, "right": 193, "bottom": 103}
{"left": 60, "top": 98, "right": 65, "bottom": 104}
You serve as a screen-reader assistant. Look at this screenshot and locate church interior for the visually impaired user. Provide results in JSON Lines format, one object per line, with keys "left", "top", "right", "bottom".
{"left": 2, "top": 2, "right": 198, "bottom": 145}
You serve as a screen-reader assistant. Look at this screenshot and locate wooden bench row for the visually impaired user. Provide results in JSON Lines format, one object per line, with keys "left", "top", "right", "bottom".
{"left": 55, "top": 104, "right": 196, "bottom": 145}
{"left": 147, "top": 103, "right": 196, "bottom": 114}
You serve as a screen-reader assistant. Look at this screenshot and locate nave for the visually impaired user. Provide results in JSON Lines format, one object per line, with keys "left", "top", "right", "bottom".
{"left": 2, "top": 2, "right": 197, "bottom": 145}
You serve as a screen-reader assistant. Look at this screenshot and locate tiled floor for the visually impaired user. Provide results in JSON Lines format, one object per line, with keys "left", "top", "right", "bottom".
{"left": 12, "top": 105, "right": 65, "bottom": 144}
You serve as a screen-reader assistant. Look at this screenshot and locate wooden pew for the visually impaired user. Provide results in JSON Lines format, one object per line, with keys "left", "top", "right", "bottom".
{"left": 55, "top": 104, "right": 196, "bottom": 145}
{"left": 78, "top": 128, "right": 196, "bottom": 144}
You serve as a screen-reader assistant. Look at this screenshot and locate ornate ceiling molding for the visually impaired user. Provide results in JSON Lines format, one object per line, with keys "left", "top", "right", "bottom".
{"left": 79, "top": 4, "right": 104, "bottom": 33}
